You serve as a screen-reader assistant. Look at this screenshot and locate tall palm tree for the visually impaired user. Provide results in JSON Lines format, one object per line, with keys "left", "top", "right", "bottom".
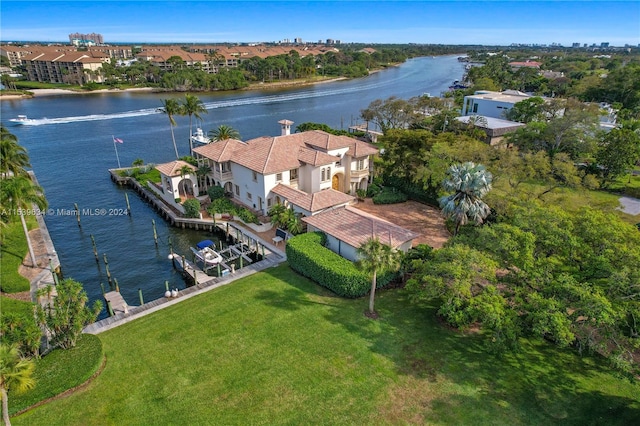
{"left": 357, "top": 237, "right": 401, "bottom": 316}
{"left": 0, "top": 126, "right": 30, "bottom": 178}
{"left": 208, "top": 124, "right": 240, "bottom": 142}
{"left": 158, "top": 98, "right": 181, "bottom": 159}
{"left": 181, "top": 94, "right": 208, "bottom": 155}
{"left": 439, "top": 162, "right": 493, "bottom": 236}
{"left": 0, "top": 343, "right": 36, "bottom": 426}
{"left": 1, "top": 176, "right": 48, "bottom": 267}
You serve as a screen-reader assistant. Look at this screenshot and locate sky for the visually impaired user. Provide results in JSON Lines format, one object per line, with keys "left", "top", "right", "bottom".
{"left": 1, "top": 1, "right": 639, "bottom": 46}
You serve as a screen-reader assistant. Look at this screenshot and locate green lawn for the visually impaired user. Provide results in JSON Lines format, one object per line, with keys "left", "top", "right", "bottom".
{"left": 9, "top": 334, "right": 103, "bottom": 415}
{"left": 0, "top": 217, "right": 36, "bottom": 293}
{"left": 13, "top": 265, "right": 640, "bottom": 425}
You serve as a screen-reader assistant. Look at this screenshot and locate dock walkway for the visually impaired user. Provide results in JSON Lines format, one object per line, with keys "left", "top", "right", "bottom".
{"left": 83, "top": 251, "right": 285, "bottom": 334}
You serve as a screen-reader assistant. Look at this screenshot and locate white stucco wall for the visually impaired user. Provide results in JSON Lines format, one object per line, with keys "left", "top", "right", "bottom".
{"left": 231, "top": 164, "right": 268, "bottom": 212}
{"left": 307, "top": 225, "right": 359, "bottom": 262}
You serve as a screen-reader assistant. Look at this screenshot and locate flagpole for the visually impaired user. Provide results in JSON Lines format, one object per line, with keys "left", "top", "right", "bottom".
{"left": 112, "top": 135, "right": 121, "bottom": 168}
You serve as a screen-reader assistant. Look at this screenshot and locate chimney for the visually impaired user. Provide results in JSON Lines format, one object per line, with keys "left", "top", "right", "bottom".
{"left": 278, "top": 119, "right": 293, "bottom": 136}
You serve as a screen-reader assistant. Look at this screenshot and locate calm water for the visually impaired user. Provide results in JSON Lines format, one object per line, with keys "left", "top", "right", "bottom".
{"left": 1, "top": 56, "right": 465, "bottom": 316}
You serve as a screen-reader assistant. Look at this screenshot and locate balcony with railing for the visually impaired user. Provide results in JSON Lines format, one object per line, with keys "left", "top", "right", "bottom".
{"left": 350, "top": 167, "right": 370, "bottom": 178}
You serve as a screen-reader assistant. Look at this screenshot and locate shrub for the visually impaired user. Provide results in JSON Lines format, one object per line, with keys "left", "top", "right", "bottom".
{"left": 372, "top": 187, "right": 408, "bottom": 204}
{"left": 384, "top": 176, "right": 440, "bottom": 206}
{"left": 0, "top": 311, "right": 41, "bottom": 358}
{"left": 207, "top": 186, "right": 226, "bottom": 201}
{"left": 237, "top": 208, "right": 259, "bottom": 224}
{"left": 208, "top": 197, "right": 235, "bottom": 215}
{"left": 366, "top": 183, "right": 382, "bottom": 198}
{"left": 36, "top": 279, "right": 102, "bottom": 350}
{"left": 286, "top": 232, "right": 394, "bottom": 298}
{"left": 182, "top": 199, "right": 201, "bottom": 218}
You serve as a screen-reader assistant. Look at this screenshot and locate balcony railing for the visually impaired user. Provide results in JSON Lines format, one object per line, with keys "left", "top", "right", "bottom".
{"left": 212, "top": 169, "right": 233, "bottom": 181}
{"left": 350, "top": 168, "right": 370, "bottom": 178}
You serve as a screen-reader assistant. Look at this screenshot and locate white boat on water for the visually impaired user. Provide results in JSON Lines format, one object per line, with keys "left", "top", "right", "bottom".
{"left": 191, "top": 240, "right": 223, "bottom": 266}
{"left": 191, "top": 128, "right": 211, "bottom": 145}
{"left": 9, "top": 115, "right": 36, "bottom": 125}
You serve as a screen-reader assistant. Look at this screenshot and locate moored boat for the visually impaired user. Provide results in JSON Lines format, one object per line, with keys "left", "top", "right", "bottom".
{"left": 190, "top": 240, "right": 223, "bottom": 265}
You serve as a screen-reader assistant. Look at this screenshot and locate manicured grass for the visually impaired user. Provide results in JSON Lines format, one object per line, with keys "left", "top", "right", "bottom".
{"left": 13, "top": 265, "right": 640, "bottom": 425}
{"left": 0, "top": 218, "right": 35, "bottom": 293}
{"left": 0, "top": 296, "right": 33, "bottom": 318}
{"left": 9, "top": 334, "right": 103, "bottom": 416}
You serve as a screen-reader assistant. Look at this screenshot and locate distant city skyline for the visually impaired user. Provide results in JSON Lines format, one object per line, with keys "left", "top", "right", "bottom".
{"left": 1, "top": 1, "right": 639, "bottom": 46}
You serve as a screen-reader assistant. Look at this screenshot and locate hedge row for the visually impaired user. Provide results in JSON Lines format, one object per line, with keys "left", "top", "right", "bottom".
{"left": 372, "top": 187, "right": 408, "bottom": 204}
{"left": 285, "top": 232, "right": 394, "bottom": 298}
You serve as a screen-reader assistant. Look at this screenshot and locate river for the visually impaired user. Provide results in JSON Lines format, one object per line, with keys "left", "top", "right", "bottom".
{"left": 1, "top": 55, "right": 465, "bottom": 316}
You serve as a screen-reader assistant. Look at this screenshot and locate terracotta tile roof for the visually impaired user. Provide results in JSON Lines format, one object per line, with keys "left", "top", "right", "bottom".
{"left": 347, "top": 139, "right": 379, "bottom": 157}
{"left": 155, "top": 160, "right": 196, "bottom": 177}
{"left": 22, "top": 51, "right": 103, "bottom": 64}
{"left": 196, "top": 129, "right": 374, "bottom": 175}
{"left": 298, "top": 147, "right": 339, "bottom": 166}
{"left": 193, "top": 139, "right": 246, "bottom": 162}
{"left": 271, "top": 184, "right": 355, "bottom": 213}
{"left": 302, "top": 206, "right": 419, "bottom": 249}
{"left": 302, "top": 130, "right": 379, "bottom": 157}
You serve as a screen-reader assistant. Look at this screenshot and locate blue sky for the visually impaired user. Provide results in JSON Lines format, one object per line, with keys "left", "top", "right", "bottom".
{"left": 1, "top": 1, "right": 638, "bottom": 46}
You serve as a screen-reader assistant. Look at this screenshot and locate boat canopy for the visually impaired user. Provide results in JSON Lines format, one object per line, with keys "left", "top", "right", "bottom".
{"left": 196, "top": 240, "right": 214, "bottom": 250}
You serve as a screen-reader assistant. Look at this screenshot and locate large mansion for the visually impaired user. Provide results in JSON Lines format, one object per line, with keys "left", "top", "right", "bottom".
{"left": 191, "top": 120, "right": 378, "bottom": 216}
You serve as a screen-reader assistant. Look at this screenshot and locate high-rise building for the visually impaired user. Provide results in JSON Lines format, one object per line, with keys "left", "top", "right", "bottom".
{"left": 68, "top": 32, "right": 104, "bottom": 46}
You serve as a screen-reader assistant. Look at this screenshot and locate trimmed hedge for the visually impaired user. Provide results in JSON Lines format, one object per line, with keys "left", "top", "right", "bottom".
{"left": 372, "top": 187, "right": 408, "bottom": 204}
{"left": 286, "top": 232, "right": 394, "bottom": 298}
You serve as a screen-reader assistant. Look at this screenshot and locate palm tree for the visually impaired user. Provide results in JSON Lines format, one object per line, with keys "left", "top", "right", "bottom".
{"left": 181, "top": 94, "right": 208, "bottom": 155}
{"left": 439, "top": 162, "right": 493, "bottom": 236}
{"left": 158, "top": 98, "right": 181, "bottom": 159}
{"left": 1, "top": 176, "right": 48, "bottom": 267}
{"left": 0, "top": 343, "right": 35, "bottom": 426}
{"left": 356, "top": 238, "right": 401, "bottom": 316}
{"left": 208, "top": 124, "right": 240, "bottom": 142}
{"left": 0, "top": 126, "right": 30, "bottom": 178}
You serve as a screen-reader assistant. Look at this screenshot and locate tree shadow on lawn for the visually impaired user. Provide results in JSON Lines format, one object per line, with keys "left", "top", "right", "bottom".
{"left": 254, "top": 267, "right": 640, "bottom": 423}
{"left": 287, "top": 277, "right": 639, "bottom": 424}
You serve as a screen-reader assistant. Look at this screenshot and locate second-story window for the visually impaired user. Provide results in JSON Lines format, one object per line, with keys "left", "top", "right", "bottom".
{"left": 290, "top": 168, "right": 298, "bottom": 181}
{"left": 252, "top": 171, "right": 258, "bottom": 182}
{"left": 276, "top": 173, "right": 283, "bottom": 182}
{"left": 357, "top": 159, "right": 365, "bottom": 170}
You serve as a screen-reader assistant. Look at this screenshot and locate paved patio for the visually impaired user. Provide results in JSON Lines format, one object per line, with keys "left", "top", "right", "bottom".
{"left": 352, "top": 199, "right": 450, "bottom": 248}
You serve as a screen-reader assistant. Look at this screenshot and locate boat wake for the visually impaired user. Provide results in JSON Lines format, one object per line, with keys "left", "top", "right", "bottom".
{"left": 15, "top": 74, "right": 412, "bottom": 126}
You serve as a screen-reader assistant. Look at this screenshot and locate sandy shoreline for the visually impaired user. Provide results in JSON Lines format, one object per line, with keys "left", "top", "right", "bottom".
{"left": 0, "top": 87, "right": 154, "bottom": 100}
{"left": 0, "top": 76, "right": 351, "bottom": 101}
